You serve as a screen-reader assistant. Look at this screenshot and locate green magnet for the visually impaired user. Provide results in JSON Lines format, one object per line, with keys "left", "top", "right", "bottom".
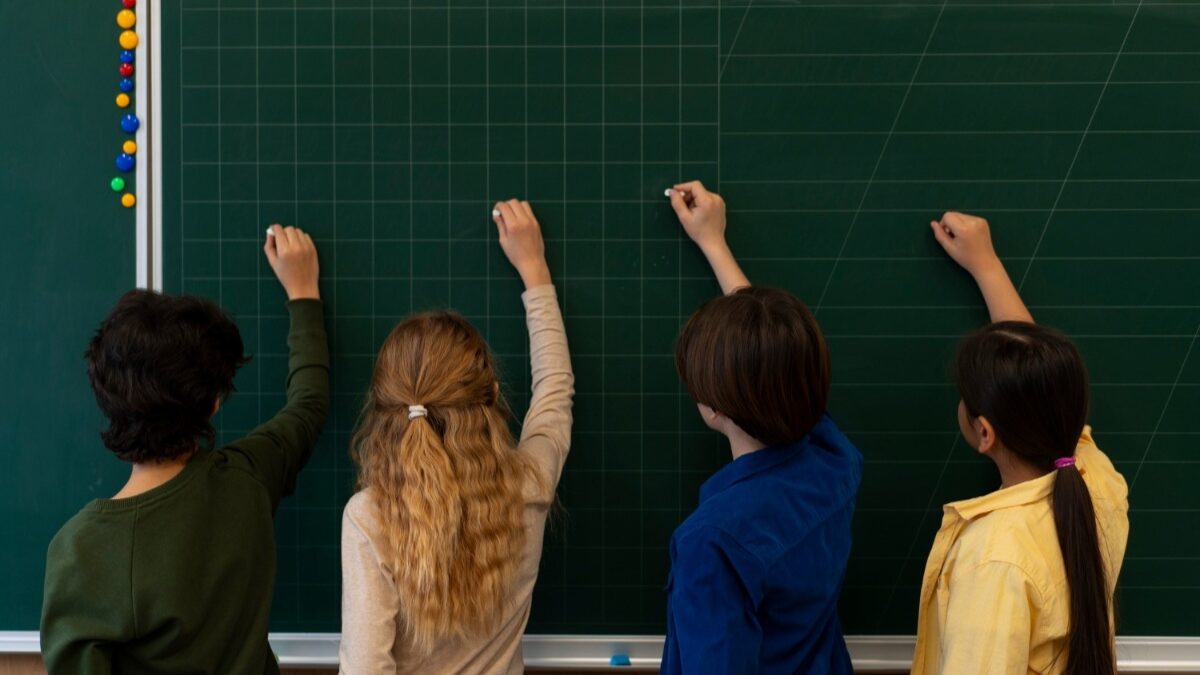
{"left": 111, "top": 177, "right": 126, "bottom": 192}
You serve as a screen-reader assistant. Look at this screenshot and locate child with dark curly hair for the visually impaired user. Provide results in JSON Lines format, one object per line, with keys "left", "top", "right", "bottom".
{"left": 40, "top": 226, "right": 329, "bottom": 675}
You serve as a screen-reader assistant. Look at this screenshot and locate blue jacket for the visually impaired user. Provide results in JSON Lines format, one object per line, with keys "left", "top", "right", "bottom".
{"left": 661, "top": 414, "right": 863, "bottom": 675}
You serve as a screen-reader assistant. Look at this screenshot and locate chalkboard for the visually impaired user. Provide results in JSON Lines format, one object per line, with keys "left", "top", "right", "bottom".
{"left": 0, "top": 2, "right": 138, "bottom": 629}
{"left": 151, "top": 0, "right": 1200, "bottom": 639}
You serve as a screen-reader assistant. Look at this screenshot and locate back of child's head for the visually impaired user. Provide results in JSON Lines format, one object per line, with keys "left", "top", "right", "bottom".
{"left": 955, "top": 321, "right": 1115, "bottom": 675}
{"left": 351, "top": 311, "right": 531, "bottom": 654}
{"left": 955, "top": 322, "right": 1089, "bottom": 464}
{"left": 86, "top": 289, "right": 247, "bottom": 463}
{"left": 675, "top": 286, "right": 831, "bottom": 446}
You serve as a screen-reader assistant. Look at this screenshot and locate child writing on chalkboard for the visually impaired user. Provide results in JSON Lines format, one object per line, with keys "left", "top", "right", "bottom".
{"left": 912, "top": 212, "right": 1130, "bottom": 675}
{"left": 659, "top": 181, "right": 863, "bottom": 674}
{"left": 339, "top": 199, "right": 573, "bottom": 674}
{"left": 41, "top": 226, "right": 329, "bottom": 674}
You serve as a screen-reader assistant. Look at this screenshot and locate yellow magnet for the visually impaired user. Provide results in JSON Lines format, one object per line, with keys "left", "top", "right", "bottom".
{"left": 119, "top": 30, "right": 139, "bottom": 50}
{"left": 121, "top": 193, "right": 137, "bottom": 208}
{"left": 123, "top": 140, "right": 137, "bottom": 155}
{"left": 117, "top": 9, "right": 137, "bottom": 29}
{"left": 116, "top": 93, "right": 131, "bottom": 108}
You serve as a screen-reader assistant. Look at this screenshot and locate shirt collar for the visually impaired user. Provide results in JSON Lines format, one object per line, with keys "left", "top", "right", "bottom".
{"left": 699, "top": 437, "right": 808, "bottom": 503}
{"left": 946, "top": 427, "right": 1097, "bottom": 522}
{"left": 944, "top": 467, "right": 1055, "bottom": 521}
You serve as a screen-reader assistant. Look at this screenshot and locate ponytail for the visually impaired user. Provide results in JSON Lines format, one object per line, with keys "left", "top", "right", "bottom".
{"left": 956, "top": 321, "right": 1115, "bottom": 675}
{"left": 351, "top": 311, "right": 534, "bottom": 656}
{"left": 1053, "top": 464, "right": 1115, "bottom": 675}
{"left": 389, "top": 414, "right": 464, "bottom": 652}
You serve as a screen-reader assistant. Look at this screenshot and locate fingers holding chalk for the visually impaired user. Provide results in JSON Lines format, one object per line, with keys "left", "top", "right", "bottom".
{"left": 492, "top": 203, "right": 511, "bottom": 241}
{"left": 264, "top": 225, "right": 280, "bottom": 263}
{"left": 667, "top": 187, "right": 692, "bottom": 222}
{"left": 665, "top": 186, "right": 699, "bottom": 213}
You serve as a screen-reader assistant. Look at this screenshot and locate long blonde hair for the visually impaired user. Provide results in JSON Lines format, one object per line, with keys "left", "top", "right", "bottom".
{"left": 351, "top": 311, "right": 534, "bottom": 654}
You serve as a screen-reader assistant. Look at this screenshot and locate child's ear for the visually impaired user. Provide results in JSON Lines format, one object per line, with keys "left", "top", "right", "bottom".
{"left": 696, "top": 403, "right": 723, "bottom": 429}
{"left": 211, "top": 398, "right": 221, "bottom": 419}
{"left": 975, "top": 416, "right": 997, "bottom": 454}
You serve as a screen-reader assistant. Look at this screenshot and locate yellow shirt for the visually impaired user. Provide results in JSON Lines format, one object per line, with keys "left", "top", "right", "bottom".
{"left": 911, "top": 428, "right": 1129, "bottom": 675}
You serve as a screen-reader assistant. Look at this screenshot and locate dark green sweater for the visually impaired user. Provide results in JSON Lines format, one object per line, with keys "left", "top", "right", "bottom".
{"left": 40, "top": 299, "right": 329, "bottom": 675}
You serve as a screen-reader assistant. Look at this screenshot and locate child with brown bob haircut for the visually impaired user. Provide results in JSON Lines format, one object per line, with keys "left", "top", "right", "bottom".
{"left": 659, "top": 181, "right": 863, "bottom": 674}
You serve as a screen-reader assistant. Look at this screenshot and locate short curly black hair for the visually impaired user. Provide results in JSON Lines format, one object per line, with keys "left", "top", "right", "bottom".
{"left": 86, "top": 290, "right": 249, "bottom": 463}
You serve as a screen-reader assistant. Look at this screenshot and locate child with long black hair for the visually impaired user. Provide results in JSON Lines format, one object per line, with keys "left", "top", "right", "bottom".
{"left": 912, "top": 212, "right": 1130, "bottom": 675}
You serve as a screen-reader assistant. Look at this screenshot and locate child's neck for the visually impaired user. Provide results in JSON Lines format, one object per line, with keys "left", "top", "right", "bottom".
{"left": 113, "top": 453, "right": 193, "bottom": 499}
{"left": 726, "top": 425, "right": 767, "bottom": 461}
{"left": 992, "top": 449, "right": 1050, "bottom": 490}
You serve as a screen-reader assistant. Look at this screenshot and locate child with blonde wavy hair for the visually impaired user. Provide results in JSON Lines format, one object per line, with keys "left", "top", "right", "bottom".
{"left": 339, "top": 199, "right": 573, "bottom": 674}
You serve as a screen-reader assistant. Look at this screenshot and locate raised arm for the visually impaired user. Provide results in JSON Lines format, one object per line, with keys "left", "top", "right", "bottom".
{"left": 667, "top": 181, "right": 750, "bottom": 295}
{"left": 493, "top": 200, "right": 575, "bottom": 490}
{"left": 930, "top": 212, "right": 1034, "bottom": 324}
{"left": 223, "top": 225, "right": 330, "bottom": 509}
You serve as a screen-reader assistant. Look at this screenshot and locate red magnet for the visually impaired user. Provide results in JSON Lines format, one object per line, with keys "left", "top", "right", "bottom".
{"left": 120, "top": 62, "right": 134, "bottom": 77}
{"left": 123, "top": 0, "right": 136, "bottom": 7}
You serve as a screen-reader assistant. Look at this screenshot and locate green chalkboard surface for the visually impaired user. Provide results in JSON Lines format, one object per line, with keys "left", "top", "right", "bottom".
{"left": 154, "top": 0, "right": 1200, "bottom": 638}
{"left": 0, "top": 2, "right": 138, "bottom": 629}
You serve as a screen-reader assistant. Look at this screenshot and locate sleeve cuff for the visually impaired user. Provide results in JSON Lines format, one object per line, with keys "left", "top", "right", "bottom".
{"left": 521, "top": 284, "right": 558, "bottom": 306}
{"left": 286, "top": 299, "right": 329, "bottom": 370}
{"left": 286, "top": 298, "right": 325, "bottom": 324}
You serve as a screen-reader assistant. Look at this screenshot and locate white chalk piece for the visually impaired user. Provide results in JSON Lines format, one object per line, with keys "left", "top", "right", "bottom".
{"left": 664, "top": 189, "right": 672, "bottom": 197}
{"left": 492, "top": 209, "right": 501, "bottom": 217}
{"left": 266, "top": 228, "right": 275, "bottom": 236}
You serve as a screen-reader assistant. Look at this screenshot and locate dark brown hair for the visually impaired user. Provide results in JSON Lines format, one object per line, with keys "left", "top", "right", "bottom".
{"left": 675, "top": 286, "right": 830, "bottom": 447}
{"left": 956, "top": 321, "right": 1114, "bottom": 675}
{"left": 86, "top": 289, "right": 248, "bottom": 463}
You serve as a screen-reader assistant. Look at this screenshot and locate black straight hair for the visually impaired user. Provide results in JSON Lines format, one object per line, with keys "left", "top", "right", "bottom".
{"left": 955, "top": 321, "right": 1115, "bottom": 675}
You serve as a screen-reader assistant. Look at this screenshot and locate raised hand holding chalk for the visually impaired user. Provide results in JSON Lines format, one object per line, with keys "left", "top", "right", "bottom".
{"left": 666, "top": 180, "right": 728, "bottom": 256}
{"left": 929, "top": 211, "right": 1000, "bottom": 278}
{"left": 493, "top": 200, "right": 551, "bottom": 289}
{"left": 264, "top": 224, "right": 321, "bottom": 300}
{"left": 665, "top": 180, "right": 748, "bottom": 295}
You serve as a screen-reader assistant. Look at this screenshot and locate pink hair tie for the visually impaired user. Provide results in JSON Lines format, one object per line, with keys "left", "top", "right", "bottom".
{"left": 1054, "top": 456, "right": 1076, "bottom": 469}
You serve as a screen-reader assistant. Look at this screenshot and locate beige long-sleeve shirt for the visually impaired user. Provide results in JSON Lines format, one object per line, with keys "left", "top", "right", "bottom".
{"left": 339, "top": 284, "right": 574, "bottom": 675}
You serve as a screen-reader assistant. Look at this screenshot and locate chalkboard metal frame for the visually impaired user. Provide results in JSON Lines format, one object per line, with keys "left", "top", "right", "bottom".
{"left": 4, "top": 631, "right": 1200, "bottom": 671}
{"left": 142, "top": 0, "right": 162, "bottom": 291}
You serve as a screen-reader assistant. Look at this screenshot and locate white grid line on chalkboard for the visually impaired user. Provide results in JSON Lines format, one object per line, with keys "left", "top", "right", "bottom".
{"left": 255, "top": 0, "right": 263, "bottom": 434}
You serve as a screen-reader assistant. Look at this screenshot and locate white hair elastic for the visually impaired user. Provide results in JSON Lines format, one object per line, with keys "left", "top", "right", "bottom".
{"left": 407, "top": 405, "right": 428, "bottom": 420}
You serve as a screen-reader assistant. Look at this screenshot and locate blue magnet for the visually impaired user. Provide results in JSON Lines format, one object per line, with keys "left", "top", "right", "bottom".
{"left": 120, "top": 50, "right": 135, "bottom": 64}
{"left": 609, "top": 654, "right": 631, "bottom": 667}
{"left": 120, "top": 78, "right": 135, "bottom": 93}
{"left": 120, "top": 114, "right": 140, "bottom": 133}
{"left": 116, "top": 153, "right": 136, "bottom": 172}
